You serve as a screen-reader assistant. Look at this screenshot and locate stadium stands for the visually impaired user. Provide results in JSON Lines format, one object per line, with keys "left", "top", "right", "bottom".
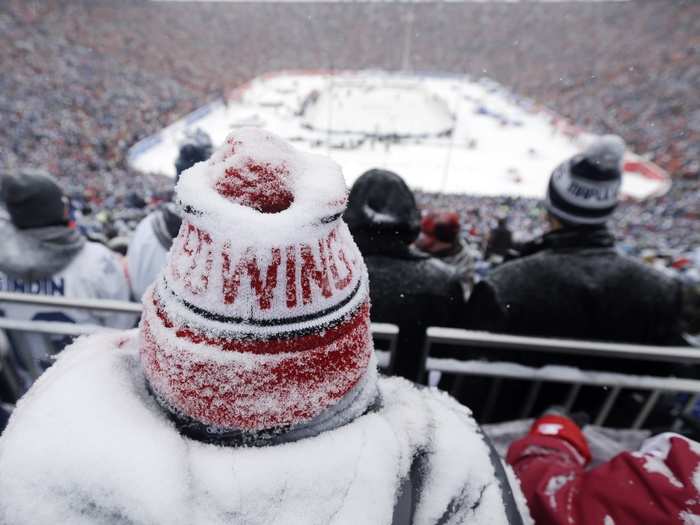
{"left": 3, "top": 1, "right": 698, "bottom": 275}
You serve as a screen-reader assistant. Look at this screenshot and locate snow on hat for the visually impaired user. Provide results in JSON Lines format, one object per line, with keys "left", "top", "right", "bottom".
{"left": 545, "top": 135, "right": 625, "bottom": 226}
{"left": 139, "top": 128, "right": 375, "bottom": 432}
{"left": 1, "top": 169, "right": 68, "bottom": 230}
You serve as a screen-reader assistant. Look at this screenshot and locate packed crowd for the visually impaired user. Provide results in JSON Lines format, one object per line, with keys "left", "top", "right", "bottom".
{"left": 416, "top": 177, "right": 700, "bottom": 281}
{"left": 1, "top": 128, "right": 700, "bottom": 525}
{"left": 2, "top": 0, "right": 698, "bottom": 276}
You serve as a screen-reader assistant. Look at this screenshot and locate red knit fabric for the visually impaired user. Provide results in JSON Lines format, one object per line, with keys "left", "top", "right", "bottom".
{"left": 139, "top": 128, "right": 374, "bottom": 431}
{"left": 141, "top": 302, "right": 372, "bottom": 429}
{"left": 216, "top": 161, "right": 293, "bottom": 213}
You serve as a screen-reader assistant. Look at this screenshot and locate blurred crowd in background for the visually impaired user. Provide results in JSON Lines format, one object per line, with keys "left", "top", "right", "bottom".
{"left": 1, "top": 0, "right": 698, "bottom": 277}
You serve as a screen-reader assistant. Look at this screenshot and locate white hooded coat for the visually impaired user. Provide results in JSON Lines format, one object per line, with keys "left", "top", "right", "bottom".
{"left": 0, "top": 331, "right": 524, "bottom": 525}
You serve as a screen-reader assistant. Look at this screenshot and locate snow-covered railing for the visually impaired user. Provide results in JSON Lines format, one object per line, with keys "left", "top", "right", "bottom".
{"left": 423, "top": 327, "right": 700, "bottom": 429}
{"left": 0, "top": 292, "right": 142, "bottom": 315}
{"left": 424, "top": 328, "right": 700, "bottom": 365}
{"left": 3, "top": 292, "right": 696, "bottom": 431}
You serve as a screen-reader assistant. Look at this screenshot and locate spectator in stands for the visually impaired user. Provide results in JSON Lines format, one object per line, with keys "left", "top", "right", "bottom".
{"left": 466, "top": 136, "right": 686, "bottom": 345}
{"left": 414, "top": 209, "right": 479, "bottom": 298}
{"left": 344, "top": 169, "right": 464, "bottom": 381}
{"left": 0, "top": 130, "right": 525, "bottom": 525}
{"left": 0, "top": 169, "right": 135, "bottom": 381}
{"left": 508, "top": 410, "right": 700, "bottom": 524}
{"left": 127, "top": 134, "right": 212, "bottom": 300}
{"left": 485, "top": 215, "right": 515, "bottom": 261}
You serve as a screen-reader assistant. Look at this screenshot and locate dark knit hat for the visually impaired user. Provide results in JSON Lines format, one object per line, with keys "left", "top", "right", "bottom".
{"left": 343, "top": 169, "right": 421, "bottom": 243}
{"left": 1, "top": 169, "right": 67, "bottom": 229}
{"left": 545, "top": 135, "right": 625, "bottom": 226}
{"left": 175, "top": 131, "right": 213, "bottom": 178}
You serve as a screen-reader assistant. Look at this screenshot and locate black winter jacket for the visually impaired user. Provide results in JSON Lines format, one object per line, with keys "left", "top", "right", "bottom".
{"left": 456, "top": 226, "right": 688, "bottom": 424}
{"left": 345, "top": 170, "right": 465, "bottom": 381}
{"left": 467, "top": 226, "right": 684, "bottom": 345}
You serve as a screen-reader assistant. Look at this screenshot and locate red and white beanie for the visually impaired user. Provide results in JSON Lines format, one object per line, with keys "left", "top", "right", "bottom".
{"left": 139, "top": 128, "right": 376, "bottom": 432}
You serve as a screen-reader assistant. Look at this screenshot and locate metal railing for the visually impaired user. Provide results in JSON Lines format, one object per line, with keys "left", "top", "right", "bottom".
{"left": 2, "top": 292, "right": 699, "bottom": 431}
{"left": 0, "top": 292, "right": 142, "bottom": 314}
{"left": 423, "top": 327, "right": 700, "bottom": 429}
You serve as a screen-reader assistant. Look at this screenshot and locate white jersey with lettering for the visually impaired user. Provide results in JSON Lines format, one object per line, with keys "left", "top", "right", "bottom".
{"left": 127, "top": 213, "right": 169, "bottom": 301}
{"left": 0, "top": 241, "right": 137, "bottom": 377}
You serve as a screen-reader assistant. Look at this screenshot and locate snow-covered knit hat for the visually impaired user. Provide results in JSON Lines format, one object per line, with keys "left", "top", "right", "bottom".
{"left": 139, "top": 128, "right": 375, "bottom": 433}
{"left": 545, "top": 135, "right": 625, "bottom": 226}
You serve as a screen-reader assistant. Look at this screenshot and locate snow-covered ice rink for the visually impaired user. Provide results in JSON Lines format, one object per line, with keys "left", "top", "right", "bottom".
{"left": 129, "top": 71, "right": 667, "bottom": 200}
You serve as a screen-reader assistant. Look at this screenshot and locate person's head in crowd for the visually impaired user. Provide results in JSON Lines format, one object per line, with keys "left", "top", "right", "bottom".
{"left": 163, "top": 132, "right": 213, "bottom": 239}
{"left": 174, "top": 131, "right": 213, "bottom": 180}
{"left": 140, "top": 128, "right": 375, "bottom": 439}
{"left": 343, "top": 168, "right": 420, "bottom": 253}
{"left": 414, "top": 210, "right": 461, "bottom": 255}
{"left": 1, "top": 169, "right": 69, "bottom": 230}
{"left": 545, "top": 135, "right": 625, "bottom": 230}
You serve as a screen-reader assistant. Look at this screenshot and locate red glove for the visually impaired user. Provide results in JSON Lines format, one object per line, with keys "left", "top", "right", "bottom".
{"left": 529, "top": 414, "right": 592, "bottom": 465}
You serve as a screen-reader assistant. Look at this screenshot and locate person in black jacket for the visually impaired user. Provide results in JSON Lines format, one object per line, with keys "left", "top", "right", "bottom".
{"left": 344, "top": 169, "right": 465, "bottom": 381}
{"left": 485, "top": 216, "right": 515, "bottom": 261}
{"left": 467, "top": 135, "right": 685, "bottom": 345}
{"left": 462, "top": 136, "right": 694, "bottom": 424}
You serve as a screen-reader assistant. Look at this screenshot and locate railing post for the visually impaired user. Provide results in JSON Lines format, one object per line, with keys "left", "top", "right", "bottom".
{"left": 387, "top": 331, "right": 398, "bottom": 375}
{"left": 563, "top": 383, "right": 582, "bottom": 412}
{"left": 520, "top": 380, "right": 543, "bottom": 419}
{"left": 632, "top": 390, "right": 662, "bottom": 430}
{"left": 595, "top": 386, "right": 622, "bottom": 426}
{"left": 418, "top": 330, "right": 432, "bottom": 385}
{"left": 482, "top": 378, "right": 503, "bottom": 424}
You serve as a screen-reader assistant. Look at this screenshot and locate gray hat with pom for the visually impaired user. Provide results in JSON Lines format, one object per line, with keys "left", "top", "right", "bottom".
{"left": 545, "top": 135, "right": 625, "bottom": 226}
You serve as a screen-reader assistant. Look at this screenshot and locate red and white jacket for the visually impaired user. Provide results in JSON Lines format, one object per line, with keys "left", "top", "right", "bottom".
{"left": 507, "top": 415, "right": 700, "bottom": 525}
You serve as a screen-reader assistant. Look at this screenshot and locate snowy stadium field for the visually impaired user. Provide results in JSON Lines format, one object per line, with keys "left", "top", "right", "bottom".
{"left": 128, "top": 71, "right": 667, "bottom": 200}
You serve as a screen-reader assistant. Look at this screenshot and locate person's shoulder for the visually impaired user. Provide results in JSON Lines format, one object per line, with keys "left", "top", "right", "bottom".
{"left": 0, "top": 331, "right": 144, "bottom": 442}
{"left": 418, "top": 255, "right": 461, "bottom": 282}
{"left": 378, "top": 378, "right": 515, "bottom": 523}
{"left": 486, "top": 252, "right": 544, "bottom": 284}
{"left": 73, "top": 241, "right": 127, "bottom": 284}
{"left": 616, "top": 252, "right": 677, "bottom": 280}
{"left": 0, "top": 331, "right": 186, "bottom": 524}
{"left": 79, "top": 240, "right": 120, "bottom": 264}
{"left": 131, "top": 211, "right": 159, "bottom": 241}
{"left": 377, "top": 377, "right": 478, "bottom": 434}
